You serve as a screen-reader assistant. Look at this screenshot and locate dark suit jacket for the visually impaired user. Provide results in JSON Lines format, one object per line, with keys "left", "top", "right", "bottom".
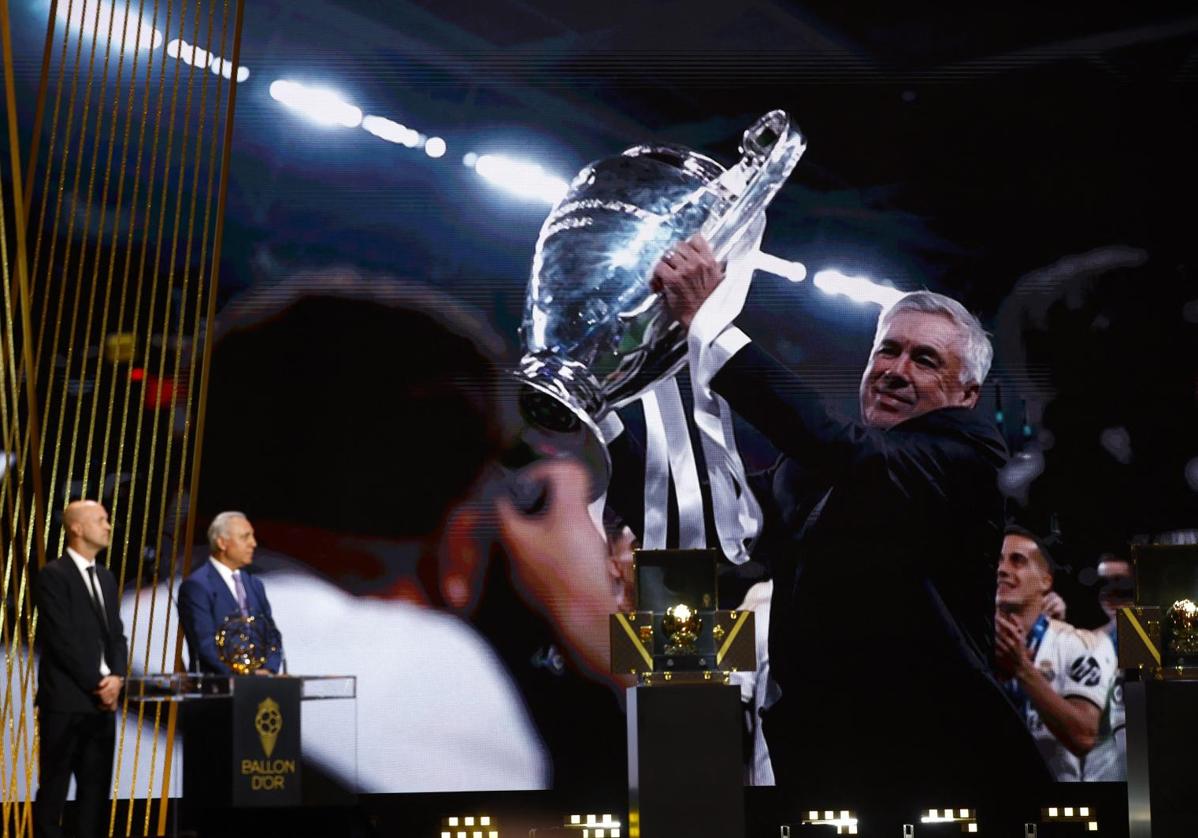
{"left": 712, "top": 342, "right": 1048, "bottom": 796}
{"left": 35, "top": 555, "right": 129, "bottom": 714}
{"left": 177, "top": 561, "right": 282, "bottom": 674}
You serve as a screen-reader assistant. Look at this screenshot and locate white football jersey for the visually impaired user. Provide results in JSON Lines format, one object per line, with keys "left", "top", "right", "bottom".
{"left": 1081, "top": 627, "right": 1126, "bottom": 781}
{"left": 1021, "top": 619, "right": 1118, "bottom": 782}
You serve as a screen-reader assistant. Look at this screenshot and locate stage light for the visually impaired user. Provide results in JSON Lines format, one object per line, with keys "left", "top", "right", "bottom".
{"left": 753, "top": 251, "right": 807, "bottom": 283}
{"left": 166, "top": 38, "right": 211, "bottom": 68}
{"left": 920, "top": 808, "right": 976, "bottom": 826}
{"left": 210, "top": 57, "right": 250, "bottom": 82}
{"left": 813, "top": 269, "right": 904, "bottom": 308}
{"left": 802, "top": 809, "right": 858, "bottom": 835}
{"left": 268, "top": 80, "right": 362, "bottom": 128}
{"left": 473, "top": 154, "right": 568, "bottom": 204}
{"left": 57, "top": 0, "right": 163, "bottom": 52}
{"left": 362, "top": 115, "right": 416, "bottom": 146}
{"left": 462, "top": 152, "right": 479, "bottom": 168}
{"left": 425, "top": 136, "right": 447, "bottom": 158}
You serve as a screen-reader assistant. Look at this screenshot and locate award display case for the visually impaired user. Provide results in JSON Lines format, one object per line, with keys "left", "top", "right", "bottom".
{"left": 612, "top": 549, "right": 756, "bottom": 838}
{"left": 1116, "top": 543, "right": 1198, "bottom": 838}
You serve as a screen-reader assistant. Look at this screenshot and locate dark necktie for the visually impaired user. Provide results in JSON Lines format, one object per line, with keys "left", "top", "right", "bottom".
{"left": 86, "top": 565, "right": 108, "bottom": 630}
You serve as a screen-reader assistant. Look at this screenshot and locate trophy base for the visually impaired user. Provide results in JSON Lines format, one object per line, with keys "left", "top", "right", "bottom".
{"left": 512, "top": 360, "right": 611, "bottom": 501}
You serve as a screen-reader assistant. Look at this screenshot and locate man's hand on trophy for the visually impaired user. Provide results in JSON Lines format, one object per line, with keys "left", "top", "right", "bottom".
{"left": 651, "top": 234, "right": 725, "bottom": 330}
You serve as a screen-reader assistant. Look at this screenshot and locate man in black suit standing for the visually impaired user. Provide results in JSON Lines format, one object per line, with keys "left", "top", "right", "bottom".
{"left": 34, "top": 500, "right": 129, "bottom": 838}
{"left": 653, "top": 237, "right": 1047, "bottom": 818}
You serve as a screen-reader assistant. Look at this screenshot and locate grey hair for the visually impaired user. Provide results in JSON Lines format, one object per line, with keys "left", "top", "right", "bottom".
{"left": 875, "top": 291, "right": 993, "bottom": 386}
{"left": 208, "top": 511, "right": 248, "bottom": 553}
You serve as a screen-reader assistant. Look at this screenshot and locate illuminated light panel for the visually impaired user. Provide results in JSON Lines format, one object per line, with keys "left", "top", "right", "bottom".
{"left": 1088, "top": 823, "right": 1098, "bottom": 832}
{"left": 269, "top": 80, "right": 362, "bottom": 128}
{"left": 465, "top": 818, "right": 475, "bottom": 826}
{"left": 802, "top": 810, "right": 859, "bottom": 835}
{"left": 571, "top": 816, "right": 581, "bottom": 824}
{"left": 812, "top": 268, "right": 905, "bottom": 308}
{"left": 473, "top": 154, "right": 568, "bottom": 204}
{"left": 58, "top": 0, "right": 163, "bottom": 51}
{"left": 449, "top": 818, "right": 459, "bottom": 827}
{"left": 968, "top": 825, "right": 978, "bottom": 834}
{"left": 480, "top": 817, "right": 491, "bottom": 826}
{"left": 1079, "top": 808, "right": 1089, "bottom": 817}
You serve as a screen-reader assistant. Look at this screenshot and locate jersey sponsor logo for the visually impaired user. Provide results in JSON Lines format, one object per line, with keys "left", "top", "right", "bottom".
{"left": 1037, "top": 659, "right": 1056, "bottom": 682}
{"left": 1069, "top": 655, "right": 1103, "bottom": 687}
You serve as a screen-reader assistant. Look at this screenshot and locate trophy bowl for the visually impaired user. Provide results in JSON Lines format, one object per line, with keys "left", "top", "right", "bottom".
{"left": 514, "top": 110, "right": 806, "bottom": 496}
{"left": 215, "top": 614, "right": 281, "bottom": 675}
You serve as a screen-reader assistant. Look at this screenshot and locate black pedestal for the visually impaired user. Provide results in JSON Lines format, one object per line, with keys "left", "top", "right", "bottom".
{"left": 1126, "top": 677, "right": 1198, "bottom": 838}
{"left": 626, "top": 684, "right": 744, "bottom": 838}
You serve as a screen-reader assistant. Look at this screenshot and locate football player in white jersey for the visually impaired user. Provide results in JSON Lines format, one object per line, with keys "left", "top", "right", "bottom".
{"left": 1081, "top": 556, "right": 1133, "bottom": 780}
{"left": 995, "top": 527, "right": 1117, "bottom": 781}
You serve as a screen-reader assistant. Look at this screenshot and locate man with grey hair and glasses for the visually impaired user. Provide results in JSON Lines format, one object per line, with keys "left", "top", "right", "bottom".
{"left": 177, "top": 511, "right": 282, "bottom": 675}
{"left": 653, "top": 237, "right": 1048, "bottom": 820}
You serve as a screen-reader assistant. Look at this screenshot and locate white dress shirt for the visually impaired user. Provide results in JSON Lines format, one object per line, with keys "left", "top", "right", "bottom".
{"left": 66, "top": 547, "right": 110, "bottom": 677}
{"left": 207, "top": 556, "right": 246, "bottom": 607}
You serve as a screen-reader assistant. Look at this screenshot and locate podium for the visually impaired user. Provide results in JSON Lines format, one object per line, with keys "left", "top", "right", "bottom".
{"left": 612, "top": 550, "right": 757, "bottom": 838}
{"left": 1116, "top": 543, "right": 1198, "bottom": 838}
{"left": 126, "top": 674, "right": 357, "bottom": 834}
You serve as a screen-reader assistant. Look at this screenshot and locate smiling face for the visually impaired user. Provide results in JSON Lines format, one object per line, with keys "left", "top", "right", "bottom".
{"left": 996, "top": 533, "right": 1053, "bottom": 613}
{"left": 859, "top": 310, "right": 980, "bottom": 429}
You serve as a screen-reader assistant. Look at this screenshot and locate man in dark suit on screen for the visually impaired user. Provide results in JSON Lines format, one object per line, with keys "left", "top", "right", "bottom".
{"left": 35, "top": 500, "right": 129, "bottom": 838}
{"left": 177, "top": 511, "right": 282, "bottom": 675}
{"left": 652, "top": 237, "right": 1048, "bottom": 818}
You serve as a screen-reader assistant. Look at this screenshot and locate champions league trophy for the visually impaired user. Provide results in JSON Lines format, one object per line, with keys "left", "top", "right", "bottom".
{"left": 215, "top": 614, "right": 282, "bottom": 675}
{"left": 514, "top": 110, "right": 808, "bottom": 508}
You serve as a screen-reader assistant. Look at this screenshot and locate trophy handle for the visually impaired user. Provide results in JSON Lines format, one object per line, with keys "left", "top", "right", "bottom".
{"left": 699, "top": 110, "right": 807, "bottom": 261}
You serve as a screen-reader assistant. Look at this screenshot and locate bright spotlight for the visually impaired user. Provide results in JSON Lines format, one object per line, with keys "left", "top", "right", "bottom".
{"left": 362, "top": 115, "right": 410, "bottom": 144}
{"left": 753, "top": 251, "right": 807, "bottom": 283}
{"left": 812, "top": 269, "right": 904, "bottom": 308}
{"left": 474, "top": 154, "right": 568, "bottom": 204}
{"left": 59, "top": 0, "right": 163, "bottom": 51}
{"left": 462, "top": 152, "right": 478, "bottom": 168}
{"left": 269, "top": 80, "right": 362, "bottom": 128}
{"left": 424, "top": 136, "right": 447, "bottom": 158}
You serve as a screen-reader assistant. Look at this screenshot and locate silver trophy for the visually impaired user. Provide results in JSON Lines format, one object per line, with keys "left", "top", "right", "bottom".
{"left": 515, "top": 110, "right": 807, "bottom": 493}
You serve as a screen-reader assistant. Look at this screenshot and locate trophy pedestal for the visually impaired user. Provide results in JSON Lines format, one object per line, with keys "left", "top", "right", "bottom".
{"left": 1126, "top": 675, "right": 1198, "bottom": 838}
{"left": 626, "top": 684, "right": 744, "bottom": 838}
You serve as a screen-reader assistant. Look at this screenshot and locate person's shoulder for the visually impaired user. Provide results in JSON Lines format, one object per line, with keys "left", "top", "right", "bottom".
{"left": 899, "top": 406, "right": 1006, "bottom": 465}
{"left": 1048, "top": 619, "right": 1114, "bottom": 652}
{"left": 39, "top": 556, "right": 71, "bottom": 579}
{"left": 180, "top": 562, "right": 216, "bottom": 588}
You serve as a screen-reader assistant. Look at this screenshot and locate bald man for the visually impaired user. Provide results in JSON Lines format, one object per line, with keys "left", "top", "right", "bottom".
{"left": 34, "top": 501, "right": 128, "bottom": 838}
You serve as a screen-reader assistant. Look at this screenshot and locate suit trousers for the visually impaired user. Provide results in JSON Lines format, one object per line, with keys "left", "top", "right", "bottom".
{"left": 35, "top": 710, "right": 116, "bottom": 838}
